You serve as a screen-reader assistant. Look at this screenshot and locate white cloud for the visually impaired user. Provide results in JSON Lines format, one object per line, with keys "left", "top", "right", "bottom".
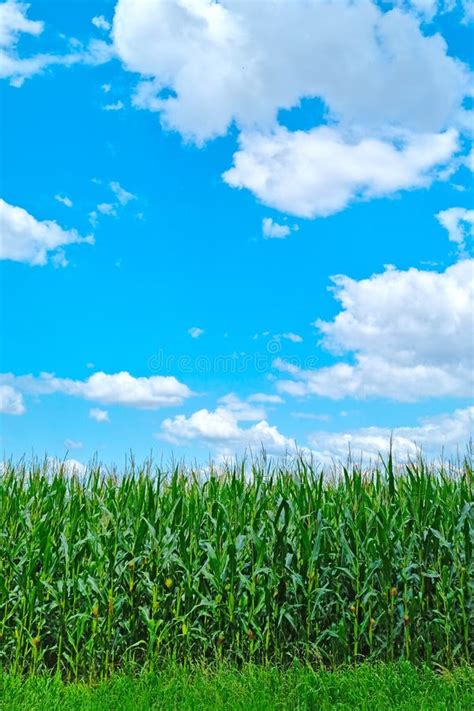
{"left": 462, "top": 0, "right": 474, "bottom": 22}
{"left": 276, "top": 259, "right": 474, "bottom": 401}
{"left": 97, "top": 202, "right": 116, "bottom": 216}
{"left": 316, "top": 260, "right": 473, "bottom": 363}
{"left": 336, "top": 3, "right": 474, "bottom": 25}
{"left": 51, "top": 249, "right": 68, "bottom": 268}
{"left": 102, "top": 83, "right": 111, "bottom": 93}
{"left": 252, "top": 331, "right": 270, "bottom": 340}
{"left": 47, "top": 457, "right": 86, "bottom": 477}
{"left": 247, "top": 393, "right": 284, "bottom": 404}
{"left": 262, "top": 218, "right": 291, "bottom": 239}
{"left": 0, "top": 0, "right": 46, "bottom": 85}
{"left": 281, "top": 332, "right": 303, "bottom": 343}
{"left": 0, "top": 198, "right": 94, "bottom": 266}
{"left": 466, "top": 149, "right": 474, "bottom": 172}
{"left": 308, "top": 406, "right": 473, "bottom": 462}
{"left": 111, "top": 1, "right": 471, "bottom": 220}
{"left": 92, "top": 15, "right": 111, "bottom": 32}
{"left": 64, "top": 438, "right": 83, "bottom": 449}
{"left": 0, "top": 2, "right": 113, "bottom": 86}
{"left": 436, "top": 207, "right": 474, "bottom": 254}
{"left": 103, "top": 100, "right": 124, "bottom": 111}
{"left": 63, "top": 459, "right": 86, "bottom": 476}
{"left": 407, "top": 0, "right": 441, "bottom": 19}
{"left": 54, "top": 194, "right": 73, "bottom": 208}
{"left": 254, "top": 331, "right": 303, "bottom": 345}
{"left": 159, "top": 393, "right": 298, "bottom": 457}
{"left": 0, "top": 1, "right": 43, "bottom": 46}
{"left": 1, "top": 371, "right": 193, "bottom": 409}
{"left": 110, "top": 181, "right": 136, "bottom": 205}
{"left": 89, "top": 407, "right": 109, "bottom": 422}
{"left": 112, "top": 0, "right": 470, "bottom": 143}
{"left": 89, "top": 183, "right": 136, "bottom": 226}
{"left": 217, "top": 393, "right": 266, "bottom": 419}
{"left": 396, "top": 0, "right": 474, "bottom": 23}
{"left": 188, "top": 326, "right": 204, "bottom": 339}
{"left": 0, "top": 384, "right": 25, "bottom": 415}
{"left": 224, "top": 127, "right": 459, "bottom": 218}
{"left": 291, "top": 411, "right": 331, "bottom": 421}
{"left": 82, "top": 39, "right": 115, "bottom": 66}
{"left": 388, "top": 1, "right": 445, "bottom": 21}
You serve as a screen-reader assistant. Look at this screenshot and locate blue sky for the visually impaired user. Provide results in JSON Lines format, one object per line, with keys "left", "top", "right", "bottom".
{"left": 0, "top": 0, "right": 473, "bottom": 467}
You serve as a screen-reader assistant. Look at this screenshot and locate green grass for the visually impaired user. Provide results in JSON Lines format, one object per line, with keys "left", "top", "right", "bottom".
{"left": 0, "top": 455, "right": 472, "bottom": 678}
{"left": 1, "top": 663, "right": 473, "bottom": 710}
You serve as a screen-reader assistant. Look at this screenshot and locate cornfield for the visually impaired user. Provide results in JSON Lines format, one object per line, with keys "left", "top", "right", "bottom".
{"left": 0, "top": 455, "right": 472, "bottom": 679}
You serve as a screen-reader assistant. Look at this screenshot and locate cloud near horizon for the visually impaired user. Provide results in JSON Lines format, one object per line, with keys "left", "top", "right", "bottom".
{"left": 308, "top": 406, "right": 473, "bottom": 463}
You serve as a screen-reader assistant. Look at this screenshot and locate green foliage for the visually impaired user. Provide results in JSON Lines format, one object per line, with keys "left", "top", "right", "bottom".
{"left": 0, "top": 456, "right": 472, "bottom": 679}
{"left": 1, "top": 663, "right": 473, "bottom": 711}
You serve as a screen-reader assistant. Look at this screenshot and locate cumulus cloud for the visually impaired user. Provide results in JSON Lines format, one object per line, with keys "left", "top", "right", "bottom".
{"left": 47, "top": 457, "right": 86, "bottom": 477}
{"left": 276, "top": 260, "right": 474, "bottom": 401}
{"left": 89, "top": 407, "right": 109, "bottom": 422}
{"left": 308, "top": 406, "right": 473, "bottom": 462}
{"left": 112, "top": 0, "right": 470, "bottom": 142}
{"left": 159, "top": 393, "right": 298, "bottom": 457}
{"left": 436, "top": 207, "right": 474, "bottom": 254}
{"left": 224, "top": 127, "right": 459, "bottom": 218}
{"left": 0, "top": 198, "right": 94, "bottom": 266}
{"left": 0, "top": 384, "right": 25, "bottom": 415}
{"left": 6, "top": 1, "right": 467, "bottom": 225}
{"left": 188, "top": 326, "right": 204, "bottom": 339}
{"left": 1, "top": 371, "right": 193, "bottom": 409}
{"left": 110, "top": 1, "right": 471, "bottom": 219}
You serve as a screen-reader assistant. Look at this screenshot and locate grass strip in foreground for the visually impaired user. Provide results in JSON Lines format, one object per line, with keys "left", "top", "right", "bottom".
{"left": 1, "top": 662, "right": 473, "bottom": 711}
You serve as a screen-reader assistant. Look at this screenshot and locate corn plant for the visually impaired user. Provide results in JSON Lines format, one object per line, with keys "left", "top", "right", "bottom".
{"left": 0, "top": 454, "right": 472, "bottom": 679}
